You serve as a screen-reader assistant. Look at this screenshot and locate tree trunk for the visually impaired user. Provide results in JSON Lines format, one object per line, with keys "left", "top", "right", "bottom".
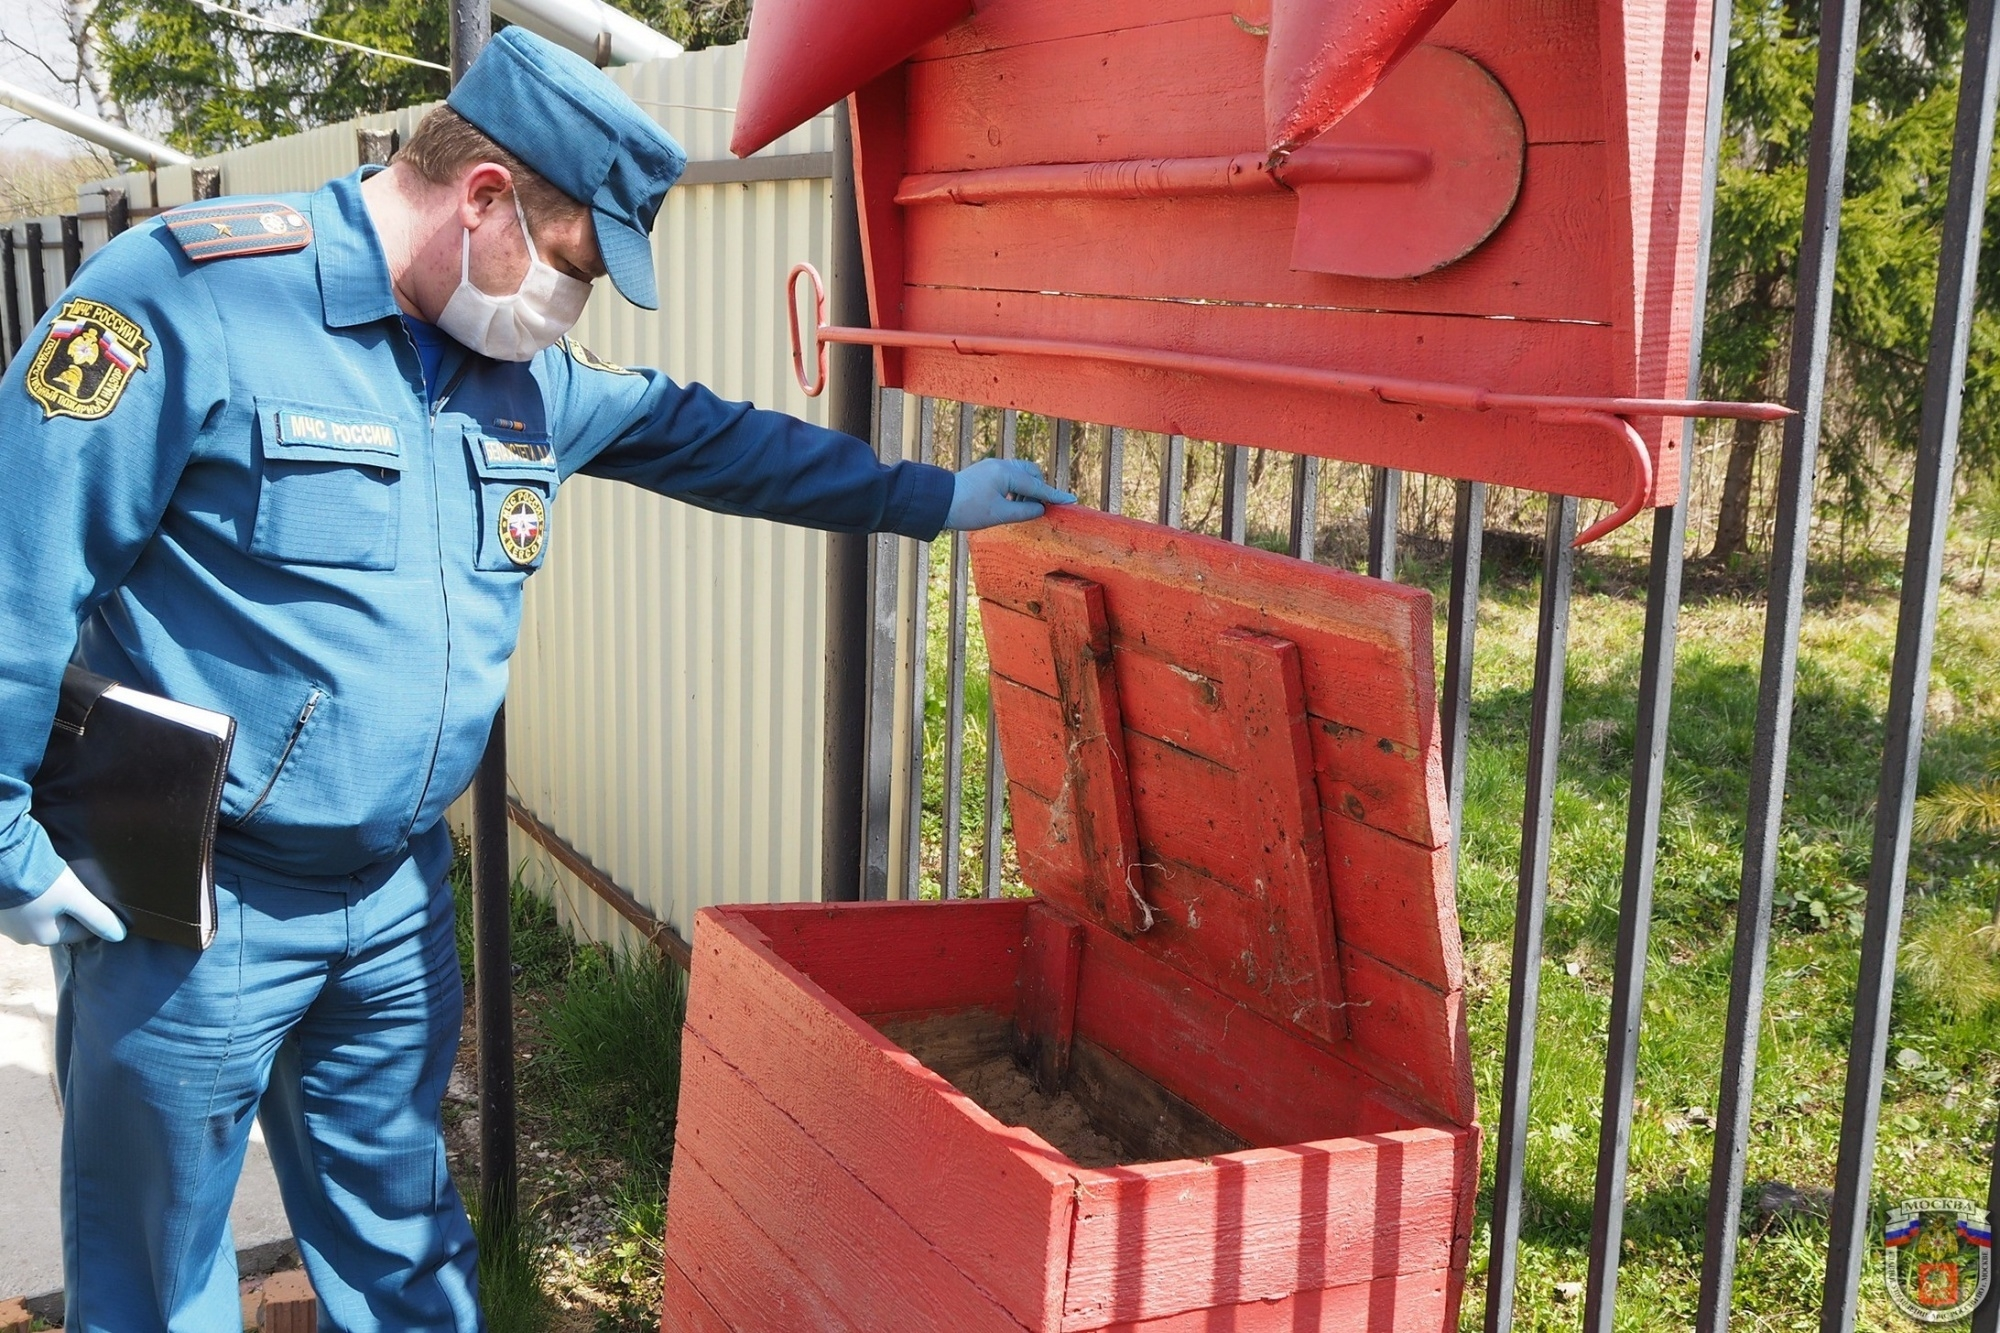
{"left": 1707, "top": 265, "right": 1786, "bottom": 561}
{"left": 1709, "top": 414, "right": 1767, "bottom": 561}
{"left": 64, "top": 0, "right": 125, "bottom": 128}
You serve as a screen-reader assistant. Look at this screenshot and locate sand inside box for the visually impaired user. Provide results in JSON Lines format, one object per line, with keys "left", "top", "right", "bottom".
{"left": 878, "top": 1010, "right": 1245, "bottom": 1169}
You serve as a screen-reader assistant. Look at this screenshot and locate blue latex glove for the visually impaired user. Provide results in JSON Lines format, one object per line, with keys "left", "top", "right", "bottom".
{"left": 945, "top": 458, "right": 1077, "bottom": 530}
{"left": 0, "top": 865, "right": 127, "bottom": 946}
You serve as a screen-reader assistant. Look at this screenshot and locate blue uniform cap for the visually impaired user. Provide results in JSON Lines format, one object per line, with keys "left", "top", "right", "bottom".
{"left": 447, "top": 26, "right": 685, "bottom": 310}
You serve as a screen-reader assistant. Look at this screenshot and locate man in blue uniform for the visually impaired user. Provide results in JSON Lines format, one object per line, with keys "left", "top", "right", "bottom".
{"left": 0, "top": 27, "right": 1070, "bottom": 1331}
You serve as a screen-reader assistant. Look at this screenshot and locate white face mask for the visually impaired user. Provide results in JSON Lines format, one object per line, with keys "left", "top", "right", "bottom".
{"left": 436, "top": 193, "right": 592, "bottom": 362}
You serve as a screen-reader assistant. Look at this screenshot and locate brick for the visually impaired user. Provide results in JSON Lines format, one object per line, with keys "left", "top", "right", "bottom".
{"left": 258, "top": 1270, "right": 317, "bottom": 1333}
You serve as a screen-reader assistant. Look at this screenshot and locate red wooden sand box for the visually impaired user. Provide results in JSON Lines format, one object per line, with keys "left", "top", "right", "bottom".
{"left": 662, "top": 505, "right": 1479, "bottom": 1331}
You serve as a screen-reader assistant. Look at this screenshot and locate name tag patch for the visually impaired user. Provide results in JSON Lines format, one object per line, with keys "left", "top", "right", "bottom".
{"left": 482, "top": 436, "right": 554, "bottom": 467}
{"left": 278, "top": 411, "right": 399, "bottom": 453}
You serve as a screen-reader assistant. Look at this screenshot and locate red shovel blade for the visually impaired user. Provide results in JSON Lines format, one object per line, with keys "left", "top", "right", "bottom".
{"left": 730, "top": 0, "right": 971, "bottom": 159}
{"left": 1264, "top": 0, "right": 1465, "bottom": 156}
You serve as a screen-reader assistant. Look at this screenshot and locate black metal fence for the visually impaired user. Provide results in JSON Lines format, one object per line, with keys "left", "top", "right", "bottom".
{"left": 835, "top": 0, "right": 2000, "bottom": 1324}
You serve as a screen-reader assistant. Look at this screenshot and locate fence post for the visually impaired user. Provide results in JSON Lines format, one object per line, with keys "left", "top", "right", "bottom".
{"left": 25, "top": 224, "right": 49, "bottom": 323}
{"left": 1, "top": 229, "right": 18, "bottom": 361}
{"left": 105, "top": 189, "right": 129, "bottom": 239}
{"left": 60, "top": 216, "right": 81, "bottom": 283}
{"left": 357, "top": 127, "right": 400, "bottom": 166}
{"left": 191, "top": 167, "right": 221, "bottom": 201}
{"left": 822, "top": 99, "right": 873, "bottom": 903}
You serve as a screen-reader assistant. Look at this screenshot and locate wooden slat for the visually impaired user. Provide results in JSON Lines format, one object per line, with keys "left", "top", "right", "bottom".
{"left": 742, "top": 899, "right": 1026, "bottom": 1017}
{"left": 901, "top": 143, "right": 1616, "bottom": 325}
{"left": 1043, "top": 573, "right": 1148, "bottom": 935}
{"left": 661, "top": 1256, "right": 736, "bottom": 1333}
{"left": 1064, "top": 909, "right": 1440, "bottom": 1143}
{"left": 983, "top": 610, "right": 1442, "bottom": 848}
{"left": 1059, "top": 1129, "right": 1474, "bottom": 1328}
{"left": 676, "top": 1035, "right": 1032, "bottom": 1332}
{"left": 664, "top": 1154, "right": 859, "bottom": 1332}
{"left": 1340, "top": 944, "right": 1475, "bottom": 1124}
{"left": 1218, "top": 629, "right": 1347, "bottom": 1042}
{"left": 973, "top": 511, "right": 1438, "bottom": 751}
{"left": 1015, "top": 907, "right": 1086, "bottom": 1089}
{"left": 1092, "top": 1270, "right": 1451, "bottom": 1332}
{"left": 905, "top": 15, "right": 1266, "bottom": 175}
{"left": 913, "top": 0, "right": 1236, "bottom": 62}
{"left": 681, "top": 907, "right": 1075, "bottom": 1331}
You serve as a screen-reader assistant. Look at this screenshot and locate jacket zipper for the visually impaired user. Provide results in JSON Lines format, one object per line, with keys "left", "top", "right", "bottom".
{"left": 241, "top": 689, "right": 322, "bottom": 821}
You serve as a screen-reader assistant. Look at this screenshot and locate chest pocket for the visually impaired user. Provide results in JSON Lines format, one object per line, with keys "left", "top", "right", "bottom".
{"left": 250, "top": 398, "right": 405, "bottom": 570}
{"left": 465, "top": 427, "right": 557, "bottom": 572}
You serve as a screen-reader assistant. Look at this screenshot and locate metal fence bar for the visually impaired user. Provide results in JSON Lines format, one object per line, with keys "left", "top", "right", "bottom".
{"left": 1441, "top": 479, "right": 1486, "bottom": 881}
{"left": 1102, "top": 425, "right": 1126, "bottom": 513}
{"left": 2, "top": 231, "right": 17, "bottom": 360}
{"left": 1821, "top": 0, "right": 2000, "bottom": 1321}
{"left": 1221, "top": 444, "right": 1249, "bottom": 543}
{"left": 862, "top": 388, "right": 907, "bottom": 900}
{"left": 1288, "top": 454, "right": 1320, "bottom": 560}
{"left": 1368, "top": 466, "right": 1401, "bottom": 579}
{"left": 984, "top": 409, "right": 1019, "bottom": 899}
{"left": 903, "top": 400, "right": 938, "bottom": 897}
{"left": 941, "top": 402, "right": 976, "bottom": 899}
{"left": 1484, "top": 493, "right": 1578, "bottom": 1333}
{"left": 1159, "top": 433, "right": 1187, "bottom": 528}
{"left": 59, "top": 215, "right": 81, "bottom": 283}
{"left": 26, "top": 223, "right": 48, "bottom": 322}
{"left": 1054, "top": 418, "right": 1076, "bottom": 493}
{"left": 1583, "top": 0, "right": 1739, "bottom": 1314}
{"left": 1697, "top": 0, "right": 1861, "bottom": 1313}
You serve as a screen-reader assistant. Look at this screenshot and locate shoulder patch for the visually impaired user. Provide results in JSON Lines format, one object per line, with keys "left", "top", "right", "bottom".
{"left": 164, "top": 199, "right": 312, "bottom": 262}
{"left": 562, "top": 336, "right": 637, "bottom": 376}
{"left": 24, "top": 298, "right": 151, "bottom": 421}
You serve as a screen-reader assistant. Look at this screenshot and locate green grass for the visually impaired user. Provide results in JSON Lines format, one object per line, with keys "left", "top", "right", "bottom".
{"left": 449, "top": 853, "right": 687, "bottom": 1329}
{"left": 900, "top": 472, "right": 2000, "bottom": 1329}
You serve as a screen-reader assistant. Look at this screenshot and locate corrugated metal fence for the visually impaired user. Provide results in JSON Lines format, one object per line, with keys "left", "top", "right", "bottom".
{"left": 1, "top": 43, "right": 843, "bottom": 955}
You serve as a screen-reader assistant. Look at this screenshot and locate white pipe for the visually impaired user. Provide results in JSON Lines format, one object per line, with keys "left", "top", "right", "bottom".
{"left": 0, "top": 79, "right": 193, "bottom": 168}
{"left": 489, "top": 0, "right": 683, "bottom": 66}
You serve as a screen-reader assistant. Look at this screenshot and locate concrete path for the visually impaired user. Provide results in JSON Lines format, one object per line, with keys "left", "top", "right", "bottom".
{"left": 0, "top": 935, "right": 293, "bottom": 1306}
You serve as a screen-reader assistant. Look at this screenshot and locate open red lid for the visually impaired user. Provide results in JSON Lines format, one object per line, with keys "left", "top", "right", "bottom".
{"left": 970, "top": 504, "right": 1471, "bottom": 1124}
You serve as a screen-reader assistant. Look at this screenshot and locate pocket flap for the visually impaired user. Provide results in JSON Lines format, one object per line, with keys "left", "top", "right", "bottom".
{"left": 257, "top": 398, "right": 406, "bottom": 469}
{"left": 465, "top": 425, "right": 557, "bottom": 480}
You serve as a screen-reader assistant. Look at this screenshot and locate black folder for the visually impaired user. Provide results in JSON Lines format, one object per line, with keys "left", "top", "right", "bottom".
{"left": 29, "top": 665, "right": 236, "bottom": 950}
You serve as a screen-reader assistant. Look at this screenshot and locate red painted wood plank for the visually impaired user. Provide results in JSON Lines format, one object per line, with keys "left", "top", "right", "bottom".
{"left": 1065, "top": 911, "right": 1441, "bottom": 1144}
{"left": 1043, "top": 573, "right": 1148, "bottom": 936}
{"left": 972, "top": 510, "right": 1437, "bottom": 751}
{"left": 1059, "top": 1130, "right": 1473, "bottom": 1327}
{"left": 848, "top": 70, "right": 908, "bottom": 383}
{"left": 901, "top": 287, "right": 1658, "bottom": 508}
{"left": 739, "top": 899, "right": 1026, "bottom": 1017}
{"left": 905, "top": 16, "right": 1267, "bottom": 175}
{"left": 984, "top": 608, "right": 1443, "bottom": 848}
{"left": 682, "top": 907, "right": 1074, "bottom": 1329}
{"left": 1339, "top": 944, "right": 1474, "bottom": 1125}
{"left": 1015, "top": 906, "right": 1086, "bottom": 1089}
{"left": 1218, "top": 629, "right": 1347, "bottom": 1043}
{"left": 1093, "top": 1269, "right": 1451, "bottom": 1332}
{"left": 1322, "top": 818, "right": 1461, "bottom": 991}
{"left": 676, "top": 1034, "right": 1032, "bottom": 1333}
{"left": 660, "top": 1257, "right": 733, "bottom": 1333}
{"left": 913, "top": 0, "right": 1236, "bottom": 62}
{"left": 664, "top": 1153, "right": 858, "bottom": 1333}
{"left": 901, "top": 142, "right": 1615, "bottom": 325}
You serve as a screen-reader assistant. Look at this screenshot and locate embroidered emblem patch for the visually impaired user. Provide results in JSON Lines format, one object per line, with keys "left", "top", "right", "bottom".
{"left": 1884, "top": 1197, "right": 1991, "bottom": 1323}
{"left": 497, "top": 487, "right": 547, "bottom": 565}
{"left": 25, "top": 298, "right": 151, "bottom": 422}
{"left": 563, "top": 337, "right": 636, "bottom": 375}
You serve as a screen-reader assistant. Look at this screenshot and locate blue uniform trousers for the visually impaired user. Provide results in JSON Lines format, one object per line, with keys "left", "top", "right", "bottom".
{"left": 53, "top": 823, "right": 480, "bottom": 1331}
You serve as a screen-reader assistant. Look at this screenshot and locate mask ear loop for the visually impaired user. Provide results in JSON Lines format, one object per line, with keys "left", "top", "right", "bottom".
{"left": 513, "top": 192, "right": 543, "bottom": 268}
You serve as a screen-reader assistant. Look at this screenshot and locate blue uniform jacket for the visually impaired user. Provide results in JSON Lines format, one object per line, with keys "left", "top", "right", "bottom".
{"left": 0, "top": 170, "right": 953, "bottom": 907}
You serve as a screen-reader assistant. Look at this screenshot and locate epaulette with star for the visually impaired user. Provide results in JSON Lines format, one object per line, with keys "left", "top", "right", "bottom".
{"left": 164, "top": 199, "right": 313, "bottom": 262}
